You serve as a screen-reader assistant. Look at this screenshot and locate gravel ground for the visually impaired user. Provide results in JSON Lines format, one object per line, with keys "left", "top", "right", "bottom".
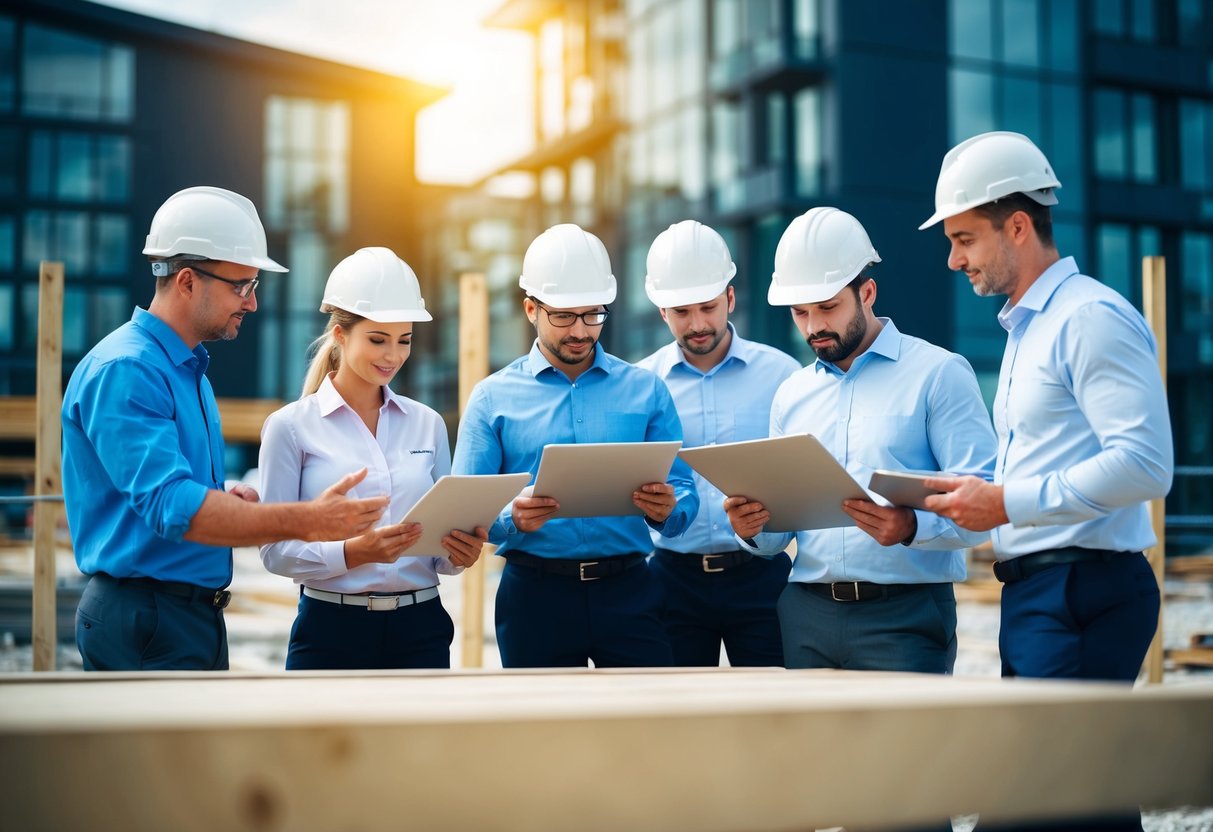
{"left": 3, "top": 549, "right": 1211, "bottom": 830}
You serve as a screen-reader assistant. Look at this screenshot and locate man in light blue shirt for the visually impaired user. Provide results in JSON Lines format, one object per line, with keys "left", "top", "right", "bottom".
{"left": 63, "top": 186, "right": 389, "bottom": 671}
{"left": 726, "top": 207, "right": 996, "bottom": 677}
{"left": 635, "top": 221, "right": 798, "bottom": 666}
{"left": 452, "top": 224, "right": 698, "bottom": 668}
{"left": 919, "top": 132, "right": 1172, "bottom": 699}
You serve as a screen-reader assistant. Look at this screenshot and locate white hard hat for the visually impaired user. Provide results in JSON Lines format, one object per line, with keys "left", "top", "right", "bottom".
{"left": 321, "top": 247, "right": 432, "bottom": 323}
{"left": 769, "top": 207, "right": 880, "bottom": 306}
{"left": 519, "top": 223, "right": 616, "bottom": 307}
{"left": 143, "top": 186, "right": 287, "bottom": 272}
{"left": 644, "top": 220, "right": 737, "bottom": 308}
{"left": 919, "top": 131, "right": 1061, "bottom": 230}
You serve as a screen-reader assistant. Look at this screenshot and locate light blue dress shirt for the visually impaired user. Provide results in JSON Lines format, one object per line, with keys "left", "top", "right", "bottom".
{"left": 636, "top": 324, "right": 800, "bottom": 554}
{"left": 742, "top": 319, "right": 996, "bottom": 584}
{"left": 992, "top": 257, "right": 1173, "bottom": 558}
{"left": 451, "top": 340, "right": 699, "bottom": 559}
{"left": 62, "top": 307, "right": 229, "bottom": 587}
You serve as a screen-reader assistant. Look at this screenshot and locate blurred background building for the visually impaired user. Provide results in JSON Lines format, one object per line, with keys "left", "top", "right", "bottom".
{"left": 0, "top": 0, "right": 1210, "bottom": 550}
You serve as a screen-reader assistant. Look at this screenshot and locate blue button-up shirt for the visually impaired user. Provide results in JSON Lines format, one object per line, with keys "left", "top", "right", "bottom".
{"left": 451, "top": 340, "right": 699, "bottom": 559}
{"left": 743, "top": 319, "right": 996, "bottom": 584}
{"left": 992, "top": 257, "right": 1173, "bottom": 558}
{"left": 636, "top": 324, "right": 800, "bottom": 554}
{"left": 62, "top": 307, "right": 229, "bottom": 587}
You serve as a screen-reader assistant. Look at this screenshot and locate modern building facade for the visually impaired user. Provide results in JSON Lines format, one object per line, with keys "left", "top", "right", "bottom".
{"left": 1, "top": 0, "right": 444, "bottom": 475}
{"left": 476, "top": 0, "right": 1212, "bottom": 548}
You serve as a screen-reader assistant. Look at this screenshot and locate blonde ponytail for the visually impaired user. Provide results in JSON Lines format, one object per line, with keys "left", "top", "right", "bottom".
{"left": 300, "top": 309, "right": 364, "bottom": 398}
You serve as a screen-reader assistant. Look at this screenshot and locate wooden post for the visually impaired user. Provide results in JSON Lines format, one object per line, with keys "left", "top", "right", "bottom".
{"left": 458, "top": 273, "right": 489, "bottom": 668}
{"left": 1141, "top": 256, "right": 1167, "bottom": 685}
{"left": 33, "top": 261, "right": 64, "bottom": 672}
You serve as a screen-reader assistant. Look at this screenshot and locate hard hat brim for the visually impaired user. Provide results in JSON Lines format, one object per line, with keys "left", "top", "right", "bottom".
{"left": 644, "top": 272, "right": 734, "bottom": 309}
{"left": 768, "top": 274, "right": 854, "bottom": 306}
{"left": 321, "top": 301, "right": 433, "bottom": 323}
{"left": 525, "top": 281, "right": 617, "bottom": 309}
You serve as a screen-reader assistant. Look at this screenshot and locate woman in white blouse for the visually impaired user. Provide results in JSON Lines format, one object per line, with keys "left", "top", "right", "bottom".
{"left": 259, "top": 247, "right": 485, "bottom": 669}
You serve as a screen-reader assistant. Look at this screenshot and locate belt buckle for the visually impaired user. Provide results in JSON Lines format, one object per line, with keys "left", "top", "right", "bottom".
{"left": 212, "top": 590, "right": 232, "bottom": 610}
{"left": 367, "top": 595, "right": 400, "bottom": 611}
{"left": 830, "top": 582, "right": 859, "bottom": 602}
{"left": 702, "top": 554, "right": 725, "bottom": 573}
{"left": 579, "top": 561, "right": 600, "bottom": 582}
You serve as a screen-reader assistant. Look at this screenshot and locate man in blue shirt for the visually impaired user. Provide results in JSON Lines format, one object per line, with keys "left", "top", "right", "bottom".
{"left": 63, "top": 186, "right": 390, "bottom": 671}
{"left": 726, "top": 207, "right": 997, "bottom": 677}
{"left": 635, "top": 220, "right": 798, "bottom": 666}
{"left": 452, "top": 223, "right": 699, "bottom": 668}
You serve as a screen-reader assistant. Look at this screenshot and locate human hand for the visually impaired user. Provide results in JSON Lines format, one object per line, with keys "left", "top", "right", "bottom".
{"left": 633, "top": 482, "right": 675, "bottom": 523}
{"left": 922, "top": 475, "right": 1008, "bottom": 532}
{"left": 305, "top": 468, "right": 389, "bottom": 542}
{"left": 442, "top": 526, "right": 488, "bottom": 568}
{"left": 343, "top": 522, "right": 423, "bottom": 569}
{"left": 842, "top": 499, "right": 916, "bottom": 546}
{"left": 512, "top": 494, "right": 559, "bottom": 533}
{"left": 229, "top": 483, "right": 260, "bottom": 503}
{"left": 724, "top": 495, "right": 769, "bottom": 539}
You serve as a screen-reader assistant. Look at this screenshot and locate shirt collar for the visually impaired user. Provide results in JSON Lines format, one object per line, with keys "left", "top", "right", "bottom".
{"left": 813, "top": 317, "right": 900, "bottom": 376}
{"left": 131, "top": 306, "right": 208, "bottom": 371}
{"left": 316, "top": 373, "right": 408, "bottom": 417}
{"left": 525, "top": 339, "right": 610, "bottom": 379}
{"left": 997, "top": 256, "right": 1079, "bottom": 332}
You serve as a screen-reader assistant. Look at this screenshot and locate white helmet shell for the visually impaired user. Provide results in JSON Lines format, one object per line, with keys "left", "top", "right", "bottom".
{"left": 769, "top": 207, "right": 880, "bottom": 306}
{"left": 518, "top": 224, "right": 616, "bottom": 307}
{"left": 644, "top": 220, "right": 737, "bottom": 308}
{"left": 321, "top": 247, "right": 432, "bottom": 323}
{"left": 143, "top": 186, "right": 287, "bottom": 272}
{"left": 919, "top": 131, "right": 1061, "bottom": 230}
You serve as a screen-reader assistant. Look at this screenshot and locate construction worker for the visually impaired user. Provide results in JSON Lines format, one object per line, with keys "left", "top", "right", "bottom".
{"left": 725, "top": 207, "right": 997, "bottom": 680}
{"left": 451, "top": 223, "right": 699, "bottom": 668}
{"left": 258, "top": 248, "right": 486, "bottom": 670}
{"left": 62, "top": 186, "right": 389, "bottom": 672}
{"left": 635, "top": 220, "right": 798, "bottom": 666}
{"left": 918, "top": 134, "right": 1172, "bottom": 832}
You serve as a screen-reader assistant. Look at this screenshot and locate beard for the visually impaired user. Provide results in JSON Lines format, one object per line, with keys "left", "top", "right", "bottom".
{"left": 540, "top": 332, "right": 597, "bottom": 366}
{"left": 966, "top": 237, "right": 1019, "bottom": 298}
{"left": 678, "top": 326, "right": 726, "bottom": 356}
{"left": 806, "top": 304, "right": 866, "bottom": 365}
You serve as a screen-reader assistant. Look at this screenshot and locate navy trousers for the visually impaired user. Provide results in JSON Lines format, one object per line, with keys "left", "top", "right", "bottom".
{"left": 76, "top": 573, "right": 228, "bottom": 671}
{"left": 285, "top": 591, "right": 454, "bottom": 670}
{"left": 777, "top": 581, "right": 958, "bottom": 673}
{"left": 495, "top": 556, "right": 673, "bottom": 668}
{"left": 649, "top": 549, "right": 790, "bottom": 666}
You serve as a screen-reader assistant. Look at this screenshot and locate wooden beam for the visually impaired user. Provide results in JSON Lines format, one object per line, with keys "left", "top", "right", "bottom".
{"left": 1, "top": 670, "right": 1210, "bottom": 831}
{"left": 33, "top": 262, "right": 64, "bottom": 672}
{"left": 458, "top": 273, "right": 489, "bottom": 669}
{"left": 1142, "top": 256, "right": 1167, "bottom": 685}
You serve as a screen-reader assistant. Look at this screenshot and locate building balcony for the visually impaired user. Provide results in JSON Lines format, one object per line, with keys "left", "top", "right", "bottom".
{"left": 710, "top": 38, "right": 825, "bottom": 99}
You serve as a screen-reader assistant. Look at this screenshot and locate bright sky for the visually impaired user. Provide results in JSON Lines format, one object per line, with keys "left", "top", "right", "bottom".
{"left": 88, "top": 0, "right": 534, "bottom": 185}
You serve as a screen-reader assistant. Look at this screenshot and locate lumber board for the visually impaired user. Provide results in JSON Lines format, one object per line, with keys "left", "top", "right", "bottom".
{"left": 1, "top": 669, "right": 1210, "bottom": 832}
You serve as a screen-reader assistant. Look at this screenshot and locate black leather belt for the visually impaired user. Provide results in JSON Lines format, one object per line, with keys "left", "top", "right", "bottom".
{"left": 993, "top": 547, "right": 1139, "bottom": 584}
{"left": 654, "top": 548, "right": 753, "bottom": 573}
{"left": 116, "top": 576, "right": 232, "bottom": 609}
{"left": 804, "top": 581, "right": 933, "bottom": 603}
{"left": 505, "top": 552, "right": 645, "bottom": 582}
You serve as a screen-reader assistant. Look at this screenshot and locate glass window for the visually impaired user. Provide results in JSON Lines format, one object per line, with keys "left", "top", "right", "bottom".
{"left": 570, "top": 157, "right": 595, "bottom": 207}
{"left": 0, "top": 283, "right": 12, "bottom": 350}
{"left": 793, "top": 87, "right": 821, "bottom": 196}
{"left": 793, "top": 0, "right": 819, "bottom": 60}
{"left": 264, "top": 97, "right": 350, "bottom": 234}
{"left": 711, "top": 100, "right": 741, "bottom": 189}
{"left": 27, "top": 130, "right": 130, "bottom": 203}
{"left": 766, "top": 92, "right": 786, "bottom": 165}
{"left": 0, "top": 126, "right": 17, "bottom": 197}
{"left": 1093, "top": 0, "right": 1125, "bottom": 37}
{"left": 56, "top": 132, "right": 92, "bottom": 201}
{"left": 1049, "top": 82, "right": 1084, "bottom": 209}
{"left": 628, "top": 23, "right": 649, "bottom": 123}
{"left": 1130, "top": 0, "right": 1156, "bottom": 42}
{"left": 62, "top": 285, "right": 86, "bottom": 356}
{"left": 22, "top": 25, "right": 133, "bottom": 121}
{"left": 950, "top": 69, "right": 996, "bottom": 145}
{"left": 652, "top": 115, "right": 678, "bottom": 189}
{"left": 1181, "top": 232, "right": 1213, "bottom": 336}
{"left": 1093, "top": 88, "right": 1127, "bottom": 179}
{"left": 1001, "top": 77, "right": 1042, "bottom": 142}
{"left": 1048, "top": 0, "right": 1079, "bottom": 72}
{"left": 97, "top": 135, "right": 129, "bottom": 201}
{"left": 1001, "top": 0, "right": 1040, "bottom": 66}
{"left": 0, "top": 16, "right": 14, "bottom": 112}
{"left": 1130, "top": 93, "right": 1156, "bottom": 183}
{"left": 1178, "top": 0, "right": 1206, "bottom": 48}
{"left": 539, "top": 19, "right": 565, "bottom": 140}
{"left": 90, "top": 286, "right": 128, "bottom": 347}
{"left": 680, "top": 0, "right": 703, "bottom": 101}
{"left": 94, "top": 214, "right": 128, "bottom": 277}
{"left": 1096, "top": 223, "right": 1132, "bottom": 299}
{"left": 680, "top": 106, "right": 706, "bottom": 201}
{"left": 949, "top": 0, "right": 994, "bottom": 60}
{"left": 23, "top": 210, "right": 93, "bottom": 275}
{"left": 1180, "top": 99, "right": 1210, "bottom": 191}
{"left": 712, "top": 0, "right": 740, "bottom": 59}
{"left": 0, "top": 215, "right": 13, "bottom": 272}
{"left": 539, "top": 166, "right": 565, "bottom": 205}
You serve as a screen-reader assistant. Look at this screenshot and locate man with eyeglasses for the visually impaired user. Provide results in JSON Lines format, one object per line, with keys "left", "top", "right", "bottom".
{"left": 453, "top": 223, "right": 698, "bottom": 668}
{"left": 62, "top": 186, "right": 390, "bottom": 671}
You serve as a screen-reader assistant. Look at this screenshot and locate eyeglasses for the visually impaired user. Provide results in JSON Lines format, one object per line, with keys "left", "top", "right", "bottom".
{"left": 188, "top": 265, "right": 260, "bottom": 299}
{"left": 533, "top": 301, "right": 609, "bottom": 328}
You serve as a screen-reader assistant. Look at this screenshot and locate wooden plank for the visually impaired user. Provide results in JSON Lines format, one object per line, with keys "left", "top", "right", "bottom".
{"left": 0, "top": 396, "right": 36, "bottom": 440}
{"left": 0, "top": 670, "right": 1210, "bottom": 832}
{"left": 458, "top": 273, "right": 489, "bottom": 669}
{"left": 1142, "top": 256, "right": 1167, "bottom": 685}
{"left": 33, "top": 262, "right": 64, "bottom": 672}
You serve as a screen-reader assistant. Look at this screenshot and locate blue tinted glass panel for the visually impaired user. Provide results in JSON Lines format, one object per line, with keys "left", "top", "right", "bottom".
{"left": 949, "top": 0, "right": 994, "bottom": 61}
{"left": 1179, "top": 0, "right": 1206, "bottom": 47}
{"left": 1093, "top": 0, "right": 1125, "bottom": 36}
{"left": 766, "top": 93, "right": 786, "bottom": 164}
{"left": 28, "top": 132, "right": 51, "bottom": 198}
{"left": 0, "top": 283, "right": 11, "bottom": 350}
{"left": 1048, "top": 0, "right": 1079, "bottom": 72}
{"left": 0, "top": 126, "right": 17, "bottom": 197}
{"left": 0, "top": 215, "right": 13, "bottom": 272}
{"left": 950, "top": 69, "right": 996, "bottom": 145}
{"left": 1131, "top": 94, "right": 1156, "bottom": 183}
{"left": 1180, "top": 99, "right": 1210, "bottom": 190}
{"left": 1093, "top": 88, "right": 1126, "bottom": 178}
{"left": 54, "top": 212, "right": 89, "bottom": 274}
{"left": 97, "top": 135, "right": 130, "bottom": 201}
{"left": 1049, "top": 83, "right": 1084, "bottom": 209}
{"left": 953, "top": 286, "right": 1006, "bottom": 369}
{"left": 793, "top": 87, "right": 820, "bottom": 196}
{"left": 1002, "top": 0, "right": 1040, "bottom": 66}
{"left": 90, "top": 286, "right": 128, "bottom": 347}
{"left": 1001, "top": 77, "right": 1042, "bottom": 142}
{"left": 1181, "top": 232, "right": 1213, "bottom": 335}
{"left": 1130, "top": 0, "right": 1156, "bottom": 42}
{"left": 22, "top": 211, "right": 50, "bottom": 270}
{"left": 1138, "top": 226, "right": 1160, "bottom": 258}
{"left": 95, "top": 214, "right": 128, "bottom": 277}
{"left": 0, "top": 16, "right": 13, "bottom": 112}
{"left": 1097, "top": 223, "right": 1132, "bottom": 298}
{"left": 22, "top": 25, "right": 133, "bottom": 121}
{"left": 62, "top": 285, "right": 86, "bottom": 355}
{"left": 793, "top": 0, "right": 819, "bottom": 59}
{"left": 1053, "top": 220, "right": 1086, "bottom": 274}
{"left": 56, "top": 132, "right": 93, "bottom": 200}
